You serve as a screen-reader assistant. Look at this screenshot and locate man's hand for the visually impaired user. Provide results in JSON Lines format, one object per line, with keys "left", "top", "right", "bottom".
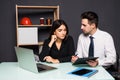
{"left": 71, "top": 55, "right": 78, "bottom": 63}
{"left": 86, "top": 60, "right": 98, "bottom": 67}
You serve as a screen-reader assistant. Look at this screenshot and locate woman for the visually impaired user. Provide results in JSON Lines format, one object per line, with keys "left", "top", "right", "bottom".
{"left": 39, "top": 19, "right": 75, "bottom": 63}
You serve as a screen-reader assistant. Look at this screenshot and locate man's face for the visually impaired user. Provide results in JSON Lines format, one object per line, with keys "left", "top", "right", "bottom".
{"left": 81, "top": 19, "right": 95, "bottom": 35}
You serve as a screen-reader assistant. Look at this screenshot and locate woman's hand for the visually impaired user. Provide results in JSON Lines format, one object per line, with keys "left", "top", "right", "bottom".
{"left": 48, "top": 35, "right": 57, "bottom": 47}
{"left": 51, "top": 35, "right": 57, "bottom": 42}
{"left": 44, "top": 56, "right": 59, "bottom": 64}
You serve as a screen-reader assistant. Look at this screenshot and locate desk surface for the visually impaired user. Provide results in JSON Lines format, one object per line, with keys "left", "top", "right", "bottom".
{"left": 0, "top": 62, "right": 114, "bottom": 80}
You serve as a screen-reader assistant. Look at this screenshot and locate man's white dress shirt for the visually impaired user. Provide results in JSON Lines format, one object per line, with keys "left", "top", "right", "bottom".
{"left": 76, "top": 28, "right": 116, "bottom": 66}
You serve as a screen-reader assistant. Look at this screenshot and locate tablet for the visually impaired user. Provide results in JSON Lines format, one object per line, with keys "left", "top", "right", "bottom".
{"left": 68, "top": 68, "right": 98, "bottom": 77}
{"left": 73, "top": 57, "right": 98, "bottom": 65}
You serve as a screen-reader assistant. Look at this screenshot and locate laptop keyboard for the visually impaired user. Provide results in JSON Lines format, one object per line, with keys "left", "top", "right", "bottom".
{"left": 36, "top": 63, "right": 57, "bottom": 72}
{"left": 37, "top": 63, "right": 47, "bottom": 72}
{"left": 37, "top": 67, "right": 46, "bottom": 71}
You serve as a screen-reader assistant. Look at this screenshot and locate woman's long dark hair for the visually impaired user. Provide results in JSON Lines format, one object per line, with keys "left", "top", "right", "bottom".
{"left": 48, "top": 19, "right": 69, "bottom": 40}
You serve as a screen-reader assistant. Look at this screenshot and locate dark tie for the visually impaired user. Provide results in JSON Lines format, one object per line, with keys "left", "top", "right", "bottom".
{"left": 89, "top": 36, "right": 94, "bottom": 57}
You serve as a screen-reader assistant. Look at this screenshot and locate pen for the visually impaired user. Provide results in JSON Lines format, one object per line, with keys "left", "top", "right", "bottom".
{"left": 75, "top": 54, "right": 78, "bottom": 56}
{"left": 72, "top": 54, "right": 78, "bottom": 58}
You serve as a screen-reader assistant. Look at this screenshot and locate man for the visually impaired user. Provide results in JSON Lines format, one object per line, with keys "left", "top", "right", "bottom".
{"left": 71, "top": 11, "right": 116, "bottom": 68}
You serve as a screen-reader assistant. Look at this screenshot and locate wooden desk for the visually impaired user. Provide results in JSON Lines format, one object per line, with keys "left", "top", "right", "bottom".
{"left": 0, "top": 62, "right": 114, "bottom": 80}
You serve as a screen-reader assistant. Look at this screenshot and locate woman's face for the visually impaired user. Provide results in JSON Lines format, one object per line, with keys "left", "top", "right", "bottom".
{"left": 54, "top": 24, "right": 67, "bottom": 40}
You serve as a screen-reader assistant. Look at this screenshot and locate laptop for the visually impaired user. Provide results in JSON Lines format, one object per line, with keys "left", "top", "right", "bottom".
{"left": 15, "top": 46, "right": 57, "bottom": 73}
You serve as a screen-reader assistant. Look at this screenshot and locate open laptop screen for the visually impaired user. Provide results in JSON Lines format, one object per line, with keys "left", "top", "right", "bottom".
{"left": 15, "top": 47, "right": 57, "bottom": 73}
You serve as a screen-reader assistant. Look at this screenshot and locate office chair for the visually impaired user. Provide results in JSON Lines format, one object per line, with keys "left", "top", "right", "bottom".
{"left": 108, "top": 52, "right": 120, "bottom": 80}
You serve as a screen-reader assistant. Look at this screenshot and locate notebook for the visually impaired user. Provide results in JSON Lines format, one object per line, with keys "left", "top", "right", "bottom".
{"left": 68, "top": 67, "right": 98, "bottom": 78}
{"left": 73, "top": 57, "right": 98, "bottom": 65}
{"left": 15, "top": 46, "right": 57, "bottom": 73}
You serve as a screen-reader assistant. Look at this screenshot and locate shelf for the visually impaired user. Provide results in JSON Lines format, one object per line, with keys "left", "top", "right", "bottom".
{"left": 18, "top": 42, "right": 44, "bottom": 46}
{"left": 17, "top": 5, "right": 59, "bottom": 9}
{"left": 16, "top": 5, "right": 59, "bottom": 47}
{"left": 18, "top": 25, "right": 52, "bottom": 27}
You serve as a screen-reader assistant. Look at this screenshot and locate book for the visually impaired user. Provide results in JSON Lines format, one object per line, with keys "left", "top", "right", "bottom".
{"left": 68, "top": 67, "right": 98, "bottom": 78}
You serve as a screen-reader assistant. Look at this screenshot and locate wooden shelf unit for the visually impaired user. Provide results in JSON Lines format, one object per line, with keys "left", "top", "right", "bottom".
{"left": 16, "top": 5, "right": 59, "bottom": 47}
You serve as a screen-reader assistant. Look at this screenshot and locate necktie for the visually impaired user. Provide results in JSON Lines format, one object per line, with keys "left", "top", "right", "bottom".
{"left": 89, "top": 36, "right": 94, "bottom": 57}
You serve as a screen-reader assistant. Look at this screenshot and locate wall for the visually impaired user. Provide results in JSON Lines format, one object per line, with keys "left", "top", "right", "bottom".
{"left": 0, "top": 0, "right": 120, "bottom": 62}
